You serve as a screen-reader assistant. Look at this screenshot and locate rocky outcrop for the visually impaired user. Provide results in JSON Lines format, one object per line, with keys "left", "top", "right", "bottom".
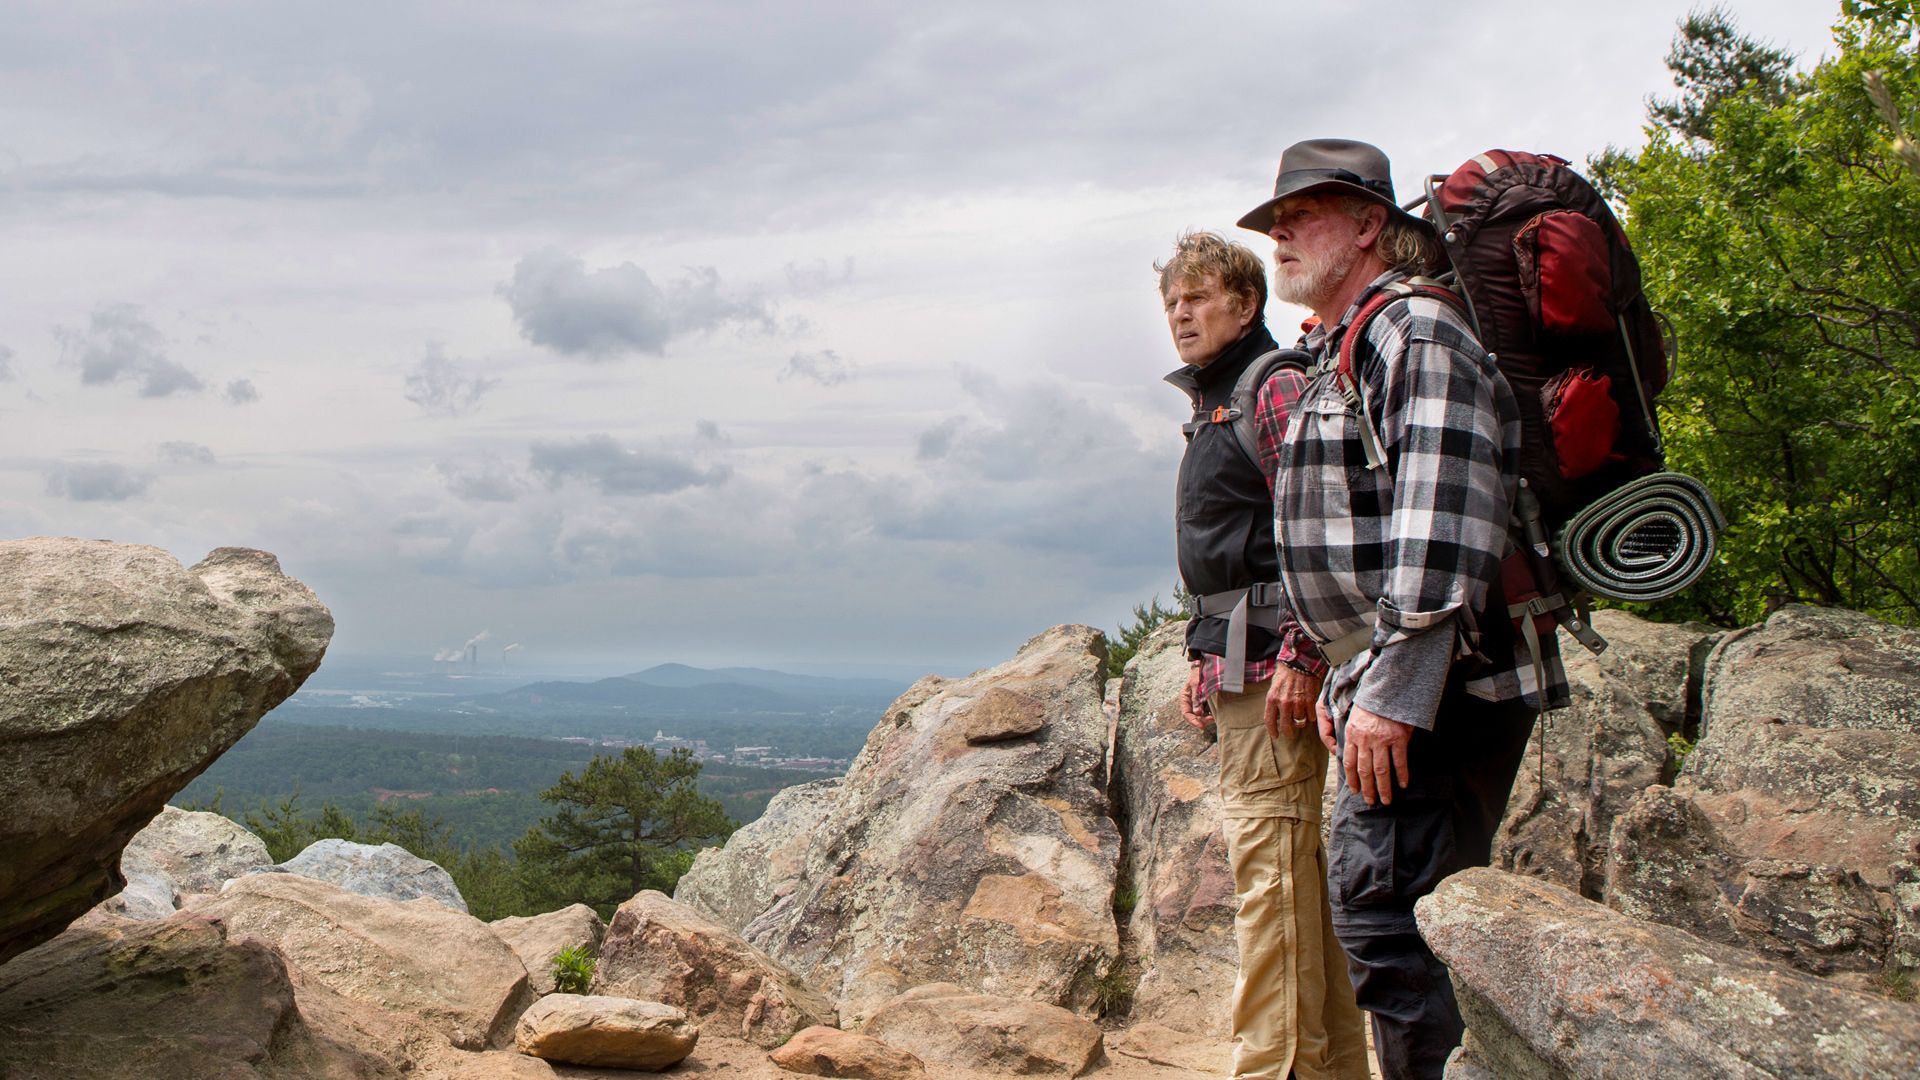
{"left": 860, "top": 983, "right": 1105, "bottom": 1077}
{"left": 513, "top": 995, "right": 698, "bottom": 1070}
{"left": 0, "top": 914, "right": 413, "bottom": 1079}
{"left": 676, "top": 777, "right": 843, "bottom": 932}
{"left": 491, "top": 903, "right": 606, "bottom": 997}
{"left": 197, "top": 873, "right": 533, "bottom": 1050}
{"left": 1109, "top": 620, "right": 1237, "bottom": 1037}
{"left": 1603, "top": 605, "right": 1920, "bottom": 982}
{"left": 711, "top": 626, "right": 1119, "bottom": 1025}
{"left": 1492, "top": 609, "right": 1718, "bottom": 896}
{"left": 114, "top": 805, "right": 274, "bottom": 913}
{"left": 591, "top": 890, "right": 835, "bottom": 1049}
{"left": 0, "top": 539, "right": 332, "bottom": 965}
{"left": 1418, "top": 868, "right": 1920, "bottom": 1079}
{"left": 272, "top": 838, "right": 468, "bottom": 912}
{"left": 769, "top": 1026, "right": 926, "bottom": 1079}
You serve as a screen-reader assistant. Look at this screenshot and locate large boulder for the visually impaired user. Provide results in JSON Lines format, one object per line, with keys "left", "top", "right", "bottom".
{"left": 491, "top": 903, "right": 606, "bottom": 996}
{"left": 0, "top": 539, "right": 332, "bottom": 965}
{"left": 1491, "top": 609, "right": 1718, "bottom": 897}
{"left": 769, "top": 1025, "right": 926, "bottom": 1079}
{"left": 513, "top": 995, "right": 698, "bottom": 1070}
{"left": 1417, "top": 868, "right": 1920, "bottom": 1079}
{"left": 0, "top": 913, "right": 412, "bottom": 1079}
{"left": 591, "top": 890, "right": 835, "bottom": 1049}
{"left": 723, "top": 626, "right": 1121, "bottom": 1025}
{"left": 196, "top": 872, "right": 533, "bottom": 1050}
{"left": 272, "top": 838, "right": 468, "bottom": 912}
{"left": 94, "top": 805, "right": 273, "bottom": 920}
{"left": 1607, "top": 605, "right": 1920, "bottom": 981}
{"left": 1109, "top": 619, "right": 1237, "bottom": 1037}
{"left": 860, "top": 983, "right": 1105, "bottom": 1077}
{"left": 675, "top": 777, "right": 843, "bottom": 932}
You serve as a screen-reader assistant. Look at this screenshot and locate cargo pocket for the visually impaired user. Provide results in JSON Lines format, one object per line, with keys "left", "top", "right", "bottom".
{"left": 1218, "top": 708, "right": 1316, "bottom": 798}
{"left": 1328, "top": 796, "right": 1457, "bottom": 910}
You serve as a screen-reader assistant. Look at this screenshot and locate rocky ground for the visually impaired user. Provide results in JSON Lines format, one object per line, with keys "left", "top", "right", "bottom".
{"left": 2, "top": 537, "right": 1916, "bottom": 1078}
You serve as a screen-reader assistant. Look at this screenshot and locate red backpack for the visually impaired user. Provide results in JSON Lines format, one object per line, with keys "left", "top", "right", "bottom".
{"left": 1336, "top": 150, "right": 1682, "bottom": 659}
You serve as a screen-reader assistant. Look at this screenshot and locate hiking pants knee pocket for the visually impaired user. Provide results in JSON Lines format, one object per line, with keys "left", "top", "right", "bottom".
{"left": 1327, "top": 788, "right": 1458, "bottom": 912}
{"left": 1218, "top": 704, "right": 1318, "bottom": 804}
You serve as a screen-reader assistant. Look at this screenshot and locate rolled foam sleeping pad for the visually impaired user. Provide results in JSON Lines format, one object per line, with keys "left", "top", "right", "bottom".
{"left": 1556, "top": 471, "right": 1726, "bottom": 602}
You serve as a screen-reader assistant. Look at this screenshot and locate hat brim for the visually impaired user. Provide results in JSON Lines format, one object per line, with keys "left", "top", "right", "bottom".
{"left": 1236, "top": 177, "right": 1429, "bottom": 236}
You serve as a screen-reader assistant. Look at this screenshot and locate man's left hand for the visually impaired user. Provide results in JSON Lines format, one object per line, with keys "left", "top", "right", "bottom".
{"left": 1343, "top": 705, "right": 1414, "bottom": 805}
{"left": 1263, "top": 667, "right": 1324, "bottom": 739}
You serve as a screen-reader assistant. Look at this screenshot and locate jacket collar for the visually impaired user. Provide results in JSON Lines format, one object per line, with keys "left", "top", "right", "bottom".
{"left": 1163, "top": 323, "right": 1280, "bottom": 404}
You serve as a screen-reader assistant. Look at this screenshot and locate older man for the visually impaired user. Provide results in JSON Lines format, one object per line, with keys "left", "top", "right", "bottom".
{"left": 1157, "top": 231, "right": 1370, "bottom": 1080}
{"left": 1238, "top": 141, "right": 1567, "bottom": 1079}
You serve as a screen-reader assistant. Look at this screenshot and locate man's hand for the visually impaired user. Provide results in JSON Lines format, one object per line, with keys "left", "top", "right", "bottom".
{"left": 1342, "top": 705, "right": 1415, "bottom": 805}
{"left": 1181, "top": 661, "right": 1210, "bottom": 729}
{"left": 1262, "top": 667, "right": 1323, "bottom": 739}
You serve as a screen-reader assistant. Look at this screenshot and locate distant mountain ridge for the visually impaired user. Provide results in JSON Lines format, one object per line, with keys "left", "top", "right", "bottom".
{"left": 623, "top": 663, "right": 906, "bottom": 700}
{"left": 474, "top": 663, "right": 908, "bottom": 714}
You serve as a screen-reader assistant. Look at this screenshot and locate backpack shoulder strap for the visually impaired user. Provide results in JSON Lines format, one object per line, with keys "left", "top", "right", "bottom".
{"left": 1333, "top": 280, "right": 1471, "bottom": 470}
{"left": 1225, "top": 348, "right": 1310, "bottom": 465}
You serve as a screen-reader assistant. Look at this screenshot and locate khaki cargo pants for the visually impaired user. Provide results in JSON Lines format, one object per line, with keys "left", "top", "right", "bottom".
{"left": 1213, "top": 682, "right": 1371, "bottom": 1080}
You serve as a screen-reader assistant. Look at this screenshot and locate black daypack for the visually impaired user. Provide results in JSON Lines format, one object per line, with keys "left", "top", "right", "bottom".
{"left": 1182, "top": 348, "right": 1313, "bottom": 465}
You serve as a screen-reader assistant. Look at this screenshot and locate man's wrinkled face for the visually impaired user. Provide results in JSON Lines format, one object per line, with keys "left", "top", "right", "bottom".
{"left": 1163, "top": 274, "right": 1256, "bottom": 367}
{"left": 1267, "top": 194, "right": 1367, "bottom": 311}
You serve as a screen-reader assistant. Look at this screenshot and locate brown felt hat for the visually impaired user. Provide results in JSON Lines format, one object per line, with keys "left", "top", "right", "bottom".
{"left": 1236, "top": 138, "right": 1427, "bottom": 235}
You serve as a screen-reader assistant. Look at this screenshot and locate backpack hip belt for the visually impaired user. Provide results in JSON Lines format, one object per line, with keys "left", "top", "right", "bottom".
{"left": 1190, "top": 583, "right": 1285, "bottom": 695}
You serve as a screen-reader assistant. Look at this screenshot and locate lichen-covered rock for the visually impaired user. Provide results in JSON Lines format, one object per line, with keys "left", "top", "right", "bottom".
{"left": 271, "top": 838, "right": 468, "bottom": 912}
{"left": 1607, "top": 786, "right": 1889, "bottom": 976}
{"left": 0, "top": 914, "right": 412, "bottom": 1079}
{"left": 590, "top": 890, "right": 834, "bottom": 1049}
{"left": 725, "top": 626, "right": 1120, "bottom": 1025}
{"left": 1492, "top": 609, "right": 1718, "bottom": 897}
{"left": 860, "top": 983, "right": 1105, "bottom": 1077}
{"left": 675, "top": 777, "right": 843, "bottom": 933}
{"left": 0, "top": 539, "right": 332, "bottom": 965}
{"left": 93, "top": 806, "right": 274, "bottom": 921}
{"left": 1417, "top": 868, "right": 1920, "bottom": 1079}
{"left": 769, "top": 1025, "right": 925, "bottom": 1079}
{"left": 1110, "top": 620, "right": 1237, "bottom": 1038}
{"left": 513, "top": 994, "right": 697, "bottom": 1070}
{"left": 196, "top": 872, "right": 532, "bottom": 1050}
{"left": 491, "top": 903, "right": 606, "bottom": 996}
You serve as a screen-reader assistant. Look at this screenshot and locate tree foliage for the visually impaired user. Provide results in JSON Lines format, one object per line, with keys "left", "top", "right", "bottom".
{"left": 1105, "top": 584, "right": 1191, "bottom": 678}
{"left": 513, "top": 746, "right": 734, "bottom": 917}
{"left": 1602, "top": 5, "right": 1920, "bottom": 625}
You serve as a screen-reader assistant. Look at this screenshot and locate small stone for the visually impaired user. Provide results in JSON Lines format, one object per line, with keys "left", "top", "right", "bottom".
{"left": 960, "top": 687, "right": 1047, "bottom": 744}
{"left": 861, "top": 983, "right": 1104, "bottom": 1077}
{"left": 770, "top": 1025, "right": 925, "bottom": 1079}
{"left": 514, "top": 994, "right": 698, "bottom": 1070}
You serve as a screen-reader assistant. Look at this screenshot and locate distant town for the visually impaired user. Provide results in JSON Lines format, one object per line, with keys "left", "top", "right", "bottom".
{"left": 554, "top": 729, "right": 849, "bottom": 773}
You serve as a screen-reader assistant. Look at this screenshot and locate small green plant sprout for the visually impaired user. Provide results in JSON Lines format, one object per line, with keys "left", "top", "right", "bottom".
{"left": 1667, "top": 731, "right": 1697, "bottom": 771}
{"left": 550, "top": 945, "right": 596, "bottom": 994}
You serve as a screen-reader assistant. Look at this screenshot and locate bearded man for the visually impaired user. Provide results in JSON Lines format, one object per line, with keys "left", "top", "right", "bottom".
{"left": 1238, "top": 140, "right": 1567, "bottom": 1080}
{"left": 1157, "top": 230, "right": 1370, "bottom": 1080}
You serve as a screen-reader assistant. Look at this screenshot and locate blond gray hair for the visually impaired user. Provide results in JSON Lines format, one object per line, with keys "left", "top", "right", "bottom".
{"left": 1335, "top": 195, "right": 1443, "bottom": 276}
{"left": 1155, "top": 231, "right": 1267, "bottom": 316}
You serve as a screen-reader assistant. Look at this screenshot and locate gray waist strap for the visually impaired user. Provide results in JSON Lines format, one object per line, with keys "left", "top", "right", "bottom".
{"left": 1316, "top": 613, "right": 1379, "bottom": 667}
{"left": 1191, "top": 584, "right": 1284, "bottom": 695}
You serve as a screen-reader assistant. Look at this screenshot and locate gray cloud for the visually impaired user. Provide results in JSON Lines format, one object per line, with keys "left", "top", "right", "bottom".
{"left": 784, "top": 257, "right": 855, "bottom": 296}
{"left": 499, "top": 251, "right": 774, "bottom": 359}
{"left": 157, "top": 440, "right": 216, "bottom": 465}
{"left": 225, "top": 378, "right": 259, "bottom": 404}
{"left": 528, "top": 433, "right": 731, "bottom": 496}
{"left": 45, "top": 461, "right": 152, "bottom": 502}
{"left": 404, "top": 343, "right": 497, "bottom": 417}
{"left": 780, "top": 349, "right": 855, "bottom": 387}
{"left": 0, "top": 345, "right": 14, "bottom": 381}
{"left": 436, "top": 457, "right": 523, "bottom": 502}
{"left": 57, "top": 304, "right": 204, "bottom": 397}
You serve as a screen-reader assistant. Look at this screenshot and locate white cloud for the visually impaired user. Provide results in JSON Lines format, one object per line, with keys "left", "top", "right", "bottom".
{"left": 56, "top": 304, "right": 204, "bottom": 398}
{"left": 404, "top": 343, "right": 497, "bottom": 417}
{"left": 780, "top": 349, "right": 855, "bottom": 387}
{"left": 45, "top": 461, "right": 152, "bottom": 502}
{"left": 157, "top": 440, "right": 216, "bottom": 465}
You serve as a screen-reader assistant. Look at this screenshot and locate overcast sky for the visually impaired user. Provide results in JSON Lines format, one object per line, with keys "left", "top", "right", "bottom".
{"left": 0, "top": 1, "right": 1840, "bottom": 675}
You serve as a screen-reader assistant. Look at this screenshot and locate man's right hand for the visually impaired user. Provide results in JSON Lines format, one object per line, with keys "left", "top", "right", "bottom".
{"left": 1181, "top": 660, "right": 1210, "bottom": 729}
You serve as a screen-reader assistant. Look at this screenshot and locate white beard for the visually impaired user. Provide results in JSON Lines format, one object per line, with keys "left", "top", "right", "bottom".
{"left": 1272, "top": 243, "right": 1362, "bottom": 310}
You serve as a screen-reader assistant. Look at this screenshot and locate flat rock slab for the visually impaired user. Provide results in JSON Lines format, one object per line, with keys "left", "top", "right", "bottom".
{"left": 492, "top": 903, "right": 606, "bottom": 996}
{"left": 770, "top": 1025, "right": 926, "bottom": 1079}
{"left": 861, "top": 983, "right": 1105, "bottom": 1077}
{"left": 197, "top": 872, "right": 531, "bottom": 1050}
{"left": 273, "top": 838, "right": 468, "bottom": 912}
{"left": 0, "top": 539, "right": 332, "bottom": 965}
{"left": 960, "top": 687, "right": 1047, "bottom": 744}
{"left": 1417, "top": 867, "right": 1920, "bottom": 1079}
{"left": 591, "top": 889, "right": 835, "bottom": 1049}
{"left": 514, "top": 994, "right": 697, "bottom": 1071}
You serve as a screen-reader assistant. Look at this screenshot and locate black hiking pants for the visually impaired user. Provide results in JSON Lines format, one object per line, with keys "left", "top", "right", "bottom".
{"left": 1327, "top": 677, "right": 1537, "bottom": 1080}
